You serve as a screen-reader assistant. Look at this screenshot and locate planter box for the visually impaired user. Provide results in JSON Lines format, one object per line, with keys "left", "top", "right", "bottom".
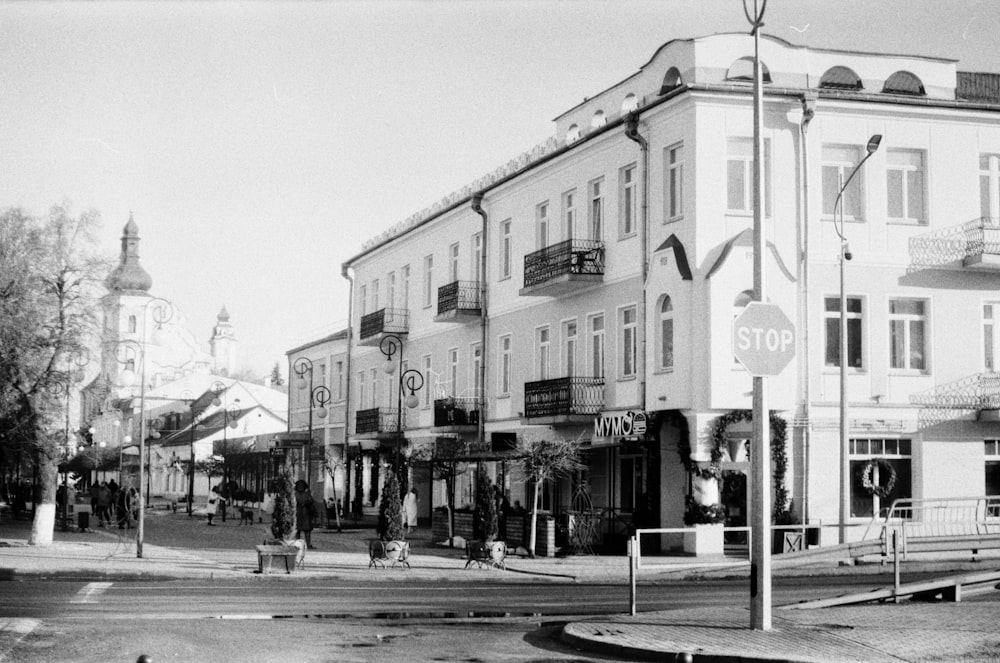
{"left": 682, "top": 524, "right": 725, "bottom": 556}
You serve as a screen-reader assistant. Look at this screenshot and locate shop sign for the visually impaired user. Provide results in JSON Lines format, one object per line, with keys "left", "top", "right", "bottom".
{"left": 593, "top": 411, "right": 648, "bottom": 439}
{"left": 268, "top": 448, "right": 287, "bottom": 457}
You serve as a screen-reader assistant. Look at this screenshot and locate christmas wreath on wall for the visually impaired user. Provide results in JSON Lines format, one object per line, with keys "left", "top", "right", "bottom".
{"left": 678, "top": 409, "right": 790, "bottom": 523}
{"left": 861, "top": 459, "right": 897, "bottom": 498}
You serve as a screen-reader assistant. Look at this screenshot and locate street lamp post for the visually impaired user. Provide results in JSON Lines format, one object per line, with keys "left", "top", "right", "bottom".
{"left": 836, "top": 135, "right": 882, "bottom": 545}
{"left": 379, "top": 334, "right": 424, "bottom": 477}
{"left": 55, "top": 347, "right": 89, "bottom": 531}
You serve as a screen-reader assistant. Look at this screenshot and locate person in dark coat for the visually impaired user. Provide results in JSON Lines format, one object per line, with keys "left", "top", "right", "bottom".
{"left": 294, "top": 480, "right": 318, "bottom": 549}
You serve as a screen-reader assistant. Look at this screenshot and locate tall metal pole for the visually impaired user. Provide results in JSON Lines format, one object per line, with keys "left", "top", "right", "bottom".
{"left": 306, "top": 368, "right": 314, "bottom": 485}
{"left": 746, "top": 0, "right": 771, "bottom": 631}
{"left": 188, "top": 407, "right": 196, "bottom": 516}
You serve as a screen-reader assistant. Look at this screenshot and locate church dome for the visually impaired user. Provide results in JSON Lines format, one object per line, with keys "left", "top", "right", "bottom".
{"left": 106, "top": 214, "right": 153, "bottom": 294}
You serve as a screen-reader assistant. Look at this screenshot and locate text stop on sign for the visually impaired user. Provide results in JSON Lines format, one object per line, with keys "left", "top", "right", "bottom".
{"left": 732, "top": 302, "right": 796, "bottom": 376}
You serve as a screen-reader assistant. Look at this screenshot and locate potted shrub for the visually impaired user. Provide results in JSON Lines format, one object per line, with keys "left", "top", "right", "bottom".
{"left": 262, "top": 473, "right": 304, "bottom": 570}
{"left": 468, "top": 471, "right": 506, "bottom": 568}
{"left": 374, "top": 469, "right": 409, "bottom": 567}
{"left": 682, "top": 495, "right": 726, "bottom": 556}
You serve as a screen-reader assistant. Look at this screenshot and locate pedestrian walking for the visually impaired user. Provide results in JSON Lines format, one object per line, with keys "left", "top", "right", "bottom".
{"left": 96, "top": 481, "right": 112, "bottom": 526}
{"left": 207, "top": 485, "right": 221, "bottom": 526}
{"left": 294, "top": 480, "right": 318, "bottom": 549}
{"left": 403, "top": 488, "right": 419, "bottom": 533}
{"left": 89, "top": 482, "right": 99, "bottom": 516}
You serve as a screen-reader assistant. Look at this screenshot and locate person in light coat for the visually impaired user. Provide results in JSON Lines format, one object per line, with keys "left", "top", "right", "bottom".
{"left": 402, "top": 488, "right": 419, "bottom": 534}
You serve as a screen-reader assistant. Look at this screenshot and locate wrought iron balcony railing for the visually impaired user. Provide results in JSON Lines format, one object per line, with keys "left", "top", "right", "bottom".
{"left": 359, "top": 307, "right": 409, "bottom": 341}
{"left": 524, "top": 377, "right": 604, "bottom": 419}
{"left": 909, "top": 217, "right": 1000, "bottom": 270}
{"left": 523, "top": 239, "right": 605, "bottom": 289}
{"left": 436, "top": 281, "right": 481, "bottom": 317}
{"left": 433, "top": 397, "right": 482, "bottom": 427}
{"left": 354, "top": 407, "right": 400, "bottom": 435}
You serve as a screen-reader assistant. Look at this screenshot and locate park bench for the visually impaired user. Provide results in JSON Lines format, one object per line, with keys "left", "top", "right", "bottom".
{"left": 368, "top": 539, "right": 410, "bottom": 569}
{"left": 464, "top": 540, "right": 507, "bottom": 570}
{"left": 256, "top": 543, "right": 300, "bottom": 574}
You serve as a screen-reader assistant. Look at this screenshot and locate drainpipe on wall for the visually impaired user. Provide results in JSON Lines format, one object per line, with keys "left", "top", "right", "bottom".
{"left": 471, "top": 194, "right": 488, "bottom": 450}
{"left": 625, "top": 113, "right": 649, "bottom": 412}
{"left": 796, "top": 93, "right": 817, "bottom": 522}
{"left": 340, "top": 263, "right": 355, "bottom": 509}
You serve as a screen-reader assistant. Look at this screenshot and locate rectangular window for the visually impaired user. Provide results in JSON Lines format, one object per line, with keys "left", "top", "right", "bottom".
{"left": 825, "top": 297, "right": 864, "bottom": 368}
{"left": 889, "top": 299, "right": 927, "bottom": 371}
{"left": 849, "top": 438, "right": 912, "bottom": 518}
{"left": 401, "top": 265, "right": 410, "bottom": 310}
{"left": 589, "top": 314, "right": 605, "bottom": 379}
{"left": 359, "top": 284, "right": 367, "bottom": 317}
{"left": 500, "top": 220, "right": 512, "bottom": 279}
{"left": 334, "top": 361, "right": 344, "bottom": 400}
{"left": 980, "top": 154, "right": 1000, "bottom": 221}
{"left": 357, "top": 371, "right": 366, "bottom": 409}
{"left": 563, "top": 319, "right": 577, "bottom": 377}
{"left": 887, "top": 149, "right": 926, "bottom": 223}
{"left": 472, "top": 232, "right": 482, "bottom": 283}
{"left": 620, "top": 306, "right": 637, "bottom": 377}
{"left": 620, "top": 164, "right": 636, "bottom": 236}
{"left": 422, "top": 354, "right": 432, "bottom": 408}
{"left": 822, "top": 145, "right": 863, "bottom": 219}
{"left": 449, "top": 243, "right": 460, "bottom": 282}
{"left": 986, "top": 440, "right": 1000, "bottom": 497}
{"left": 589, "top": 178, "right": 604, "bottom": 241}
{"left": 985, "top": 303, "right": 1000, "bottom": 372}
{"left": 387, "top": 272, "right": 395, "bottom": 309}
{"left": 665, "top": 143, "right": 684, "bottom": 220}
{"left": 471, "top": 342, "right": 482, "bottom": 397}
{"left": 563, "top": 189, "right": 577, "bottom": 240}
{"left": 499, "top": 335, "right": 512, "bottom": 395}
{"left": 448, "top": 347, "right": 459, "bottom": 397}
{"left": 369, "top": 368, "right": 378, "bottom": 408}
{"left": 726, "top": 137, "right": 771, "bottom": 216}
{"left": 423, "top": 255, "right": 433, "bottom": 307}
{"left": 371, "top": 279, "right": 379, "bottom": 312}
{"left": 535, "top": 326, "right": 550, "bottom": 380}
{"left": 536, "top": 202, "right": 549, "bottom": 249}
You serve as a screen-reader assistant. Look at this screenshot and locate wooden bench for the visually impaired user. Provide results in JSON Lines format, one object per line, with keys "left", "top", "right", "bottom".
{"left": 256, "top": 544, "right": 299, "bottom": 574}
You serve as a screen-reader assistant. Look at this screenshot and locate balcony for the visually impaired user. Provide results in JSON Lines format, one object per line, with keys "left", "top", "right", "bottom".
{"left": 523, "top": 376, "right": 604, "bottom": 424}
{"left": 519, "top": 239, "right": 605, "bottom": 297}
{"left": 358, "top": 308, "right": 409, "bottom": 346}
{"left": 909, "top": 217, "right": 1000, "bottom": 271}
{"left": 434, "top": 281, "right": 481, "bottom": 323}
{"left": 432, "top": 397, "right": 482, "bottom": 432}
{"left": 354, "top": 407, "right": 400, "bottom": 438}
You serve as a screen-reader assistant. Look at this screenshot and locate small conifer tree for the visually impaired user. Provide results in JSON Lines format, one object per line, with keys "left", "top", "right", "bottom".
{"left": 378, "top": 470, "right": 404, "bottom": 541}
{"left": 270, "top": 473, "right": 297, "bottom": 542}
{"left": 474, "top": 471, "right": 499, "bottom": 542}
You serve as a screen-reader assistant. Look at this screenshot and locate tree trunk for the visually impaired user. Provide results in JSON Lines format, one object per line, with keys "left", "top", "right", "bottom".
{"left": 446, "top": 464, "right": 455, "bottom": 547}
{"left": 528, "top": 480, "right": 541, "bottom": 558}
{"left": 29, "top": 454, "right": 58, "bottom": 546}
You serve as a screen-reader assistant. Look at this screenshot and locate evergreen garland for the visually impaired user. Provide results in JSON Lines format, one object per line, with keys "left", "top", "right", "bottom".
{"left": 270, "top": 472, "right": 296, "bottom": 542}
{"left": 378, "top": 469, "right": 404, "bottom": 541}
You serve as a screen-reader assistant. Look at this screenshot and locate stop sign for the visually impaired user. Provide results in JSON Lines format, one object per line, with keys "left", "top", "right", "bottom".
{"left": 732, "top": 302, "right": 796, "bottom": 376}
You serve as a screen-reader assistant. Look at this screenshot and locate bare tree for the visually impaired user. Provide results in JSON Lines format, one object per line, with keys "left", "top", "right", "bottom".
{"left": 517, "top": 433, "right": 585, "bottom": 558}
{"left": 409, "top": 439, "right": 469, "bottom": 547}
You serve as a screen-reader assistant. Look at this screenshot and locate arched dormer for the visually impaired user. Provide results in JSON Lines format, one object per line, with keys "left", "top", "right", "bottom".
{"left": 566, "top": 124, "right": 580, "bottom": 143}
{"left": 621, "top": 93, "right": 638, "bottom": 114}
{"left": 591, "top": 110, "right": 606, "bottom": 129}
{"left": 659, "top": 66, "right": 683, "bottom": 95}
{"left": 883, "top": 70, "right": 925, "bottom": 96}
{"left": 727, "top": 56, "right": 771, "bottom": 83}
{"left": 820, "top": 65, "right": 863, "bottom": 90}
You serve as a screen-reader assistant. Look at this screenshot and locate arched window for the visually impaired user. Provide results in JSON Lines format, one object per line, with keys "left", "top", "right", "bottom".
{"left": 128, "top": 315, "right": 137, "bottom": 333}
{"left": 591, "top": 109, "right": 606, "bottom": 129}
{"left": 727, "top": 56, "right": 771, "bottom": 83}
{"left": 819, "top": 66, "right": 863, "bottom": 90}
{"left": 883, "top": 71, "right": 925, "bottom": 96}
{"left": 659, "top": 295, "right": 674, "bottom": 370}
{"left": 566, "top": 124, "right": 580, "bottom": 143}
{"left": 660, "top": 67, "right": 683, "bottom": 95}
{"left": 621, "top": 93, "right": 638, "bottom": 114}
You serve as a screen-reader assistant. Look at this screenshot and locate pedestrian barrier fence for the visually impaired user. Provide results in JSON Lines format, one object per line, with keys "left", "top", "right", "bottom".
{"left": 860, "top": 495, "right": 1000, "bottom": 560}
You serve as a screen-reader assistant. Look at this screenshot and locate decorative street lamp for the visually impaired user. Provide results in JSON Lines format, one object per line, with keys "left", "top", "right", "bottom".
{"left": 379, "top": 334, "right": 424, "bottom": 474}
{"left": 52, "top": 346, "right": 89, "bottom": 531}
{"left": 293, "top": 357, "right": 332, "bottom": 486}
{"left": 835, "top": 134, "right": 882, "bottom": 545}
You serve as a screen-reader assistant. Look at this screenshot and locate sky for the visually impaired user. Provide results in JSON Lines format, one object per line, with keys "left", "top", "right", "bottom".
{"left": 2, "top": 0, "right": 998, "bottom": 379}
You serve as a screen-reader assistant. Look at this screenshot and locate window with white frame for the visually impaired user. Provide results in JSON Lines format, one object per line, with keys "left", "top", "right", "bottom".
{"left": 128, "top": 315, "right": 137, "bottom": 333}
{"left": 563, "top": 189, "right": 577, "bottom": 240}
{"left": 535, "top": 326, "right": 550, "bottom": 380}
{"left": 889, "top": 299, "right": 927, "bottom": 371}
{"left": 387, "top": 272, "right": 395, "bottom": 309}
{"left": 536, "top": 202, "right": 549, "bottom": 249}
{"left": 334, "top": 361, "right": 344, "bottom": 401}
{"left": 500, "top": 220, "right": 512, "bottom": 279}
{"left": 447, "top": 347, "right": 459, "bottom": 397}
{"left": 986, "top": 440, "right": 1000, "bottom": 497}
{"left": 471, "top": 342, "right": 482, "bottom": 397}
{"left": 825, "top": 296, "right": 864, "bottom": 368}
{"left": 449, "top": 243, "right": 460, "bottom": 283}
{"left": 620, "top": 164, "right": 637, "bottom": 237}
{"left": 589, "top": 178, "right": 604, "bottom": 241}
{"left": 422, "top": 354, "right": 432, "bottom": 408}
{"left": 401, "top": 265, "right": 410, "bottom": 310}
{"left": 849, "top": 438, "right": 911, "bottom": 518}
{"left": 472, "top": 232, "right": 482, "bottom": 284}
{"left": 359, "top": 284, "right": 367, "bottom": 317}
{"left": 665, "top": 143, "right": 683, "bottom": 221}
{"left": 984, "top": 303, "right": 1000, "bottom": 372}
{"left": 980, "top": 154, "right": 1000, "bottom": 221}
{"left": 498, "top": 335, "right": 512, "bottom": 395}
{"left": 659, "top": 295, "right": 674, "bottom": 370}
{"left": 620, "top": 306, "right": 637, "bottom": 377}
{"left": 369, "top": 367, "right": 378, "bottom": 408}
{"left": 887, "top": 149, "right": 926, "bottom": 223}
{"left": 562, "top": 319, "right": 577, "bottom": 377}
{"left": 726, "top": 137, "right": 771, "bottom": 216}
{"left": 423, "top": 254, "right": 434, "bottom": 307}
{"left": 589, "top": 313, "right": 605, "bottom": 379}
{"left": 822, "top": 145, "right": 864, "bottom": 219}
{"left": 371, "top": 279, "right": 379, "bottom": 312}
{"left": 358, "top": 370, "right": 367, "bottom": 409}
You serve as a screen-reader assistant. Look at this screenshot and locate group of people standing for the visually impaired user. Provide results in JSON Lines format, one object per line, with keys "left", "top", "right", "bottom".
{"left": 88, "top": 480, "right": 138, "bottom": 529}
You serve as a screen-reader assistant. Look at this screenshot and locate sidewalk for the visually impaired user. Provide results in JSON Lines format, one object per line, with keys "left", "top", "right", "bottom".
{"left": 3, "top": 507, "right": 999, "bottom": 662}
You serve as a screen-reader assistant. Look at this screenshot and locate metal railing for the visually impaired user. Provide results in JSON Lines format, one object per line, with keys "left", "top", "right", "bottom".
{"left": 354, "top": 407, "right": 400, "bottom": 434}
{"left": 910, "top": 372, "right": 1000, "bottom": 409}
{"left": 359, "top": 308, "right": 409, "bottom": 340}
{"left": 433, "top": 397, "right": 481, "bottom": 426}
{"left": 524, "top": 376, "right": 604, "bottom": 418}
{"left": 862, "top": 496, "right": 1000, "bottom": 540}
{"left": 523, "top": 239, "right": 604, "bottom": 289}
{"left": 909, "top": 216, "right": 1000, "bottom": 269}
{"left": 436, "top": 281, "right": 481, "bottom": 316}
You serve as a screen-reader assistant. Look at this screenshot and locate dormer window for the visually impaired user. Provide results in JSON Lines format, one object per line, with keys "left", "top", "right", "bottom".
{"left": 883, "top": 71, "right": 925, "bottom": 96}
{"left": 591, "top": 110, "right": 606, "bottom": 129}
{"left": 621, "top": 93, "right": 638, "bottom": 114}
{"left": 726, "top": 56, "right": 771, "bottom": 83}
{"left": 566, "top": 124, "right": 580, "bottom": 143}
{"left": 659, "top": 67, "right": 683, "bottom": 95}
{"left": 820, "top": 66, "right": 863, "bottom": 90}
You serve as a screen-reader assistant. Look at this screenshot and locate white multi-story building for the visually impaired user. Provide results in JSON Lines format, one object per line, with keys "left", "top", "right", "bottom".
{"left": 340, "top": 33, "right": 1000, "bottom": 549}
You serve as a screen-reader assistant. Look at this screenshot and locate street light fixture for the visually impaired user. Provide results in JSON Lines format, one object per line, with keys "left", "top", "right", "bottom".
{"left": 835, "top": 134, "right": 881, "bottom": 545}
{"left": 52, "top": 346, "right": 89, "bottom": 531}
{"left": 293, "top": 357, "right": 331, "bottom": 487}
{"left": 379, "top": 334, "right": 424, "bottom": 474}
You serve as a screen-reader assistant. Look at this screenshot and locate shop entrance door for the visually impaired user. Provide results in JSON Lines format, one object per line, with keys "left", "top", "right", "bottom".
{"left": 721, "top": 470, "right": 748, "bottom": 549}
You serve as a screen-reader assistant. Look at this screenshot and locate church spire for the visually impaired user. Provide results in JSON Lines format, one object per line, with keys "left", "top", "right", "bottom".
{"left": 105, "top": 212, "right": 153, "bottom": 294}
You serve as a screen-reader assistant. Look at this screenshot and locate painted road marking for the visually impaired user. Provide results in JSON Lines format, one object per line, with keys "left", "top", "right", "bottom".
{"left": 0, "top": 618, "right": 40, "bottom": 662}
{"left": 70, "top": 581, "right": 113, "bottom": 604}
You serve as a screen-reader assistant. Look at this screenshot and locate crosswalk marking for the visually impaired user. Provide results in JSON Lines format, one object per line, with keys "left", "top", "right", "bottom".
{"left": 70, "top": 581, "right": 113, "bottom": 604}
{"left": 0, "top": 618, "right": 40, "bottom": 662}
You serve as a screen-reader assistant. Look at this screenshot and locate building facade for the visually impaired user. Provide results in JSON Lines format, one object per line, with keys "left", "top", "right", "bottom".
{"left": 339, "top": 33, "right": 1000, "bottom": 550}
